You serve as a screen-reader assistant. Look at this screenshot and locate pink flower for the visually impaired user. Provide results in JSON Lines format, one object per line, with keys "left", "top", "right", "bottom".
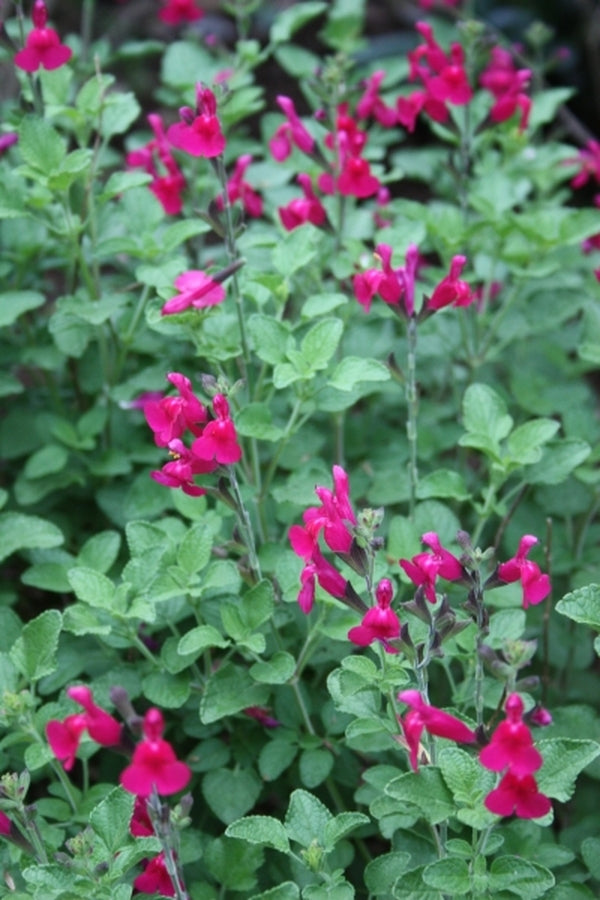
{"left": 399, "top": 532, "right": 464, "bottom": 603}
{"left": 426, "top": 255, "right": 473, "bottom": 311}
{"left": 14, "top": 1, "right": 72, "bottom": 72}
{"left": 279, "top": 173, "right": 327, "bottom": 230}
{"left": 568, "top": 140, "right": 600, "bottom": 190}
{"left": 356, "top": 70, "right": 397, "bottom": 127}
{"left": 0, "top": 811, "right": 11, "bottom": 836}
{"left": 269, "top": 96, "right": 315, "bottom": 161}
{"left": 353, "top": 243, "right": 418, "bottom": 315}
{"left": 161, "top": 270, "right": 226, "bottom": 316}
{"left": 348, "top": 579, "right": 401, "bottom": 651}
{"left": 127, "top": 113, "right": 187, "bottom": 215}
{"left": 0, "top": 133, "right": 18, "bottom": 156}
{"left": 191, "top": 394, "right": 241, "bottom": 464}
{"left": 484, "top": 771, "right": 551, "bottom": 819}
{"left": 167, "top": 85, "right": 225, "bottom": 158}
{"left": 480, "top": 47, "right": 531, "bottom": 132}
{"left": 159, "top": 0, "right": 204, "bottom": 25}
{"left": 244, "top": 706, "right": 281, "bottom": 728}
{"left": 497, "top": 535, "right": 551, "bottom": 609}
{"left": 66, "top": 685, "right": 122, "bottom": 746}
{"left": 480, "top": 693, "right": 543, "bottom": 776}
{"left": 130, "top": 796, "right": 154, "bottom": 837}
{"left": 290, "top": 465, "right": 356, "bottom": 557}
{"left": 151, "top": 438, "right": 216, "bottom": 496}
{"left": 46, "top": 713, "right": 87, "bottom": 771}
{"left": 144, "top": 372, "right": 207, "bottom": 446}
{"left": 134, "top": 853, "right": 176, "bottom": 897}
{"left": 398, "top": 689, "right": 476, "bottom": 771}
{"left": 332, "top": 155, "right": 380, "bottom": 199}
{"left": 216, "top": 154, "right": 263, "bottom": 218}
{"left": 120, "top": 708, "right": 191, "bottom": 797}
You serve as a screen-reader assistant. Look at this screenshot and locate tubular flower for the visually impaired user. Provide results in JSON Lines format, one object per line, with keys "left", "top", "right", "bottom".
{"left": 269, "top": 95, "right": 315, "bottom": 161}
{"left": 479, "top": 694, "right": 543, "bottom": 776}
{"left": 134, "top": 853, "right": 176, "bottom": 897}
{"left": 45, "top": 714, "right": 87, "bottom": 771}
{"left": 120, "top": 708, "right": 191, "bottom": 797}
{"left": 348, "top": 579, "right": 401, "bottom": 652}
{"left": 167, "top": 85, "right": 226, "bottom": 158}
{"left": 398, "top": 689, "right": 476, "bottom": 771}
{"left": 14, "top": 0, "right": 72, "bottom": 72}
{"left": 191, "top": 394, "right": 242, "bottom": 465}
{"left": 353, "top": 243, "right": 418, "bottom": 315}
{"left": 151, "top": 438, "right": 216, "bottom": 496}
{"left": 127, "top": 113, "right": 186, "bottom": 215}
{"left": 159, "top": 0, "right": 204, "bottom": 25}
{"left": 279, "top": 173, "right": 327, "bottom": 231}
{"left": 46, "top": 686, "right": 122, "bottom": 770}
{"left": 356, "top": 70, "right": 397, "bottom": 127}
{"left": 161, "top": 269, "right": 226, "bottom": 316}
{"left": 484, "top": 771, "right": 551, "bottom": 819}
{"left": 216, "top": 154, "right": 263, "bottom": 218}
{"left": 425, "top": 255, "right": 473, "bottom": 311}
{"left": 497, "top": 535, "right": 551, "bottom": 609}
{"left": 480, "top": 47, "right": 532, "bottom": 132}
{"left": 144, "top": 372, "right": 207, "bottom": 446}
{"left": 399, "top": 531, "right": 464, "bottom": 603}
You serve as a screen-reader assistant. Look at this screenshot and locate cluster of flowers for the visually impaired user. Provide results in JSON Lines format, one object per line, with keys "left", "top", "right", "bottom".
{"left": 397, "top": 691, "right": 551, "bottom": 819}
{"left": 43, "top": 687, "right": 191, "bottom": 897}
{"left": 144, "top": 372, "right": 241, "bottom": 496}
{"left": 290, "top": 466, "right": 551, "bottom": 627}
{"left": 353, "top": 242, "right": 474, "bottom": 316}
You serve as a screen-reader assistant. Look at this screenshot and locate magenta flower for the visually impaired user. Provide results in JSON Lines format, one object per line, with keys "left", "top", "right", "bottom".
{"left": 191, "top": 394, "right": 242, "bottom": 464}
{"left": 0, "top": 811, "right": 11, "bottom": 836}
{"left": 216, "top": 154, "right": 263, "bottom": 218}
{"left": 167, "top": 85, "right": 225, "bottom": 158}
{"left": 296, "top": 547, "right": 348, "bottom": 613}
{"left": 0, "top": 133, "right": 18, "bottom": 156}
{"left": 497, "top": 535, "right": 551, "bottom": 609}
{"left": 46, "top": 713, "right": 87, "bottom": 771}
{"left": 480, "top": 47, "right": 532, "bottom": 132}
{"left": 144, "top": 372, "right": 207, "bottom": 446}
{"left": 127, "top": 113, "right": 186, "bottom": 215}
{"left": 398, "top": 689, "right": 476, "bottom": 771}
{"left": 159, "top": 0, "right": 204, "bottom": 24}
{"left": 130, "top": 796, "right": 154, "bottom": 837}
{"left": 279, "top": 173, "right": 327, "bottom": 231}
{"left": 479, "top": 694, "right": 543, "bottom": 776}
{"left": 568, "top": 139, "right": 600, "bottom": 190}
{"left": 484, "top": 771, "right": 551, "bottom": 819}
{"left": 353, "top": 243, "right": 418, "bottom": 315}
{"left": 134, "top": 853, "right": 177, "bottom": 898}
{"left": 348, "top": 579, "right": 400, "bottom": 651}
{"left": 120, "top": 708, "right": 191, "bottom": 797}
{"left": 14, "top": 0, "right": 72, "bottom": 72}
{"left": 356, "top": 70, "right": 397, "bottom": 127}
{"left": 161, "top": 270, "right": 226, "bottom": 316}
{"left": 46, "top": 686, "right": 121, "bottom": 770}
{"left": 244, "top": 706, "right": 281, "bottom": 728}
{"left": 399, "top": 531, "right": 464, "bottom": 603}
{"left": 151, "top": 438, "right": 216, "bottom": 496}
{"left": 269, "top": 95, "right": 315, "bottom": 161}
{"left": 426, "top": 255, "right": 473, "bottom": 311}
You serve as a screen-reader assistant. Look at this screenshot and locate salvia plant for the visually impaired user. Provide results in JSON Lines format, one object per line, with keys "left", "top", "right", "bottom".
{"left": 1, "top": 0, "right": 600, "bottom": 897}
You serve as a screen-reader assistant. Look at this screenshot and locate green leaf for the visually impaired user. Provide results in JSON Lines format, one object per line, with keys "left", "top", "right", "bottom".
{"left": 460, "top": 383, "right": 513, "bottom": 448}
{"left": 322, "top": 811, "right": 369, "bottom": 851}
{"left": 581, "top": 836, "right": 600, "bottom": 880}
{"left": 248, "top": 315, "right": 292, "bottom": 365}
{"left": 200, "top": 663, "right": 269, "bottom": 724}
{"left": 0, "top": 513, "right": 63, "bottom": 564}
{"left": 488, "top": 856, "right": 554, "bottom": 899}
{"left": 0, "top": 290, "right": 45, "bottom": 326}
{"left": 236, "top": 403, "right": 285, "bottom": 442}
{"left": 90, "top": 788, "right": 134, "bottom": 854}
{"left": 177, "top": 522, "right": 213, "bottom": 575}
{"left": 536, "top": 738, "right": 600, "bottom": 802}
{"left": 284, "top": 789, "right": 332, "bottom": 847}
{"left": 328, "top": 357, "right": 390, "bottom": 391}
{"left": 18, "top": 116, "right": 65, "bottom": 174}
{"left": 422, "top": 858, "right": 472, "bottom": 895}
{"left": 272, "top": 225, "right": 319, "bottom": 276}
{"left": 250, "top": 651, "right": 296, "bottom": 684}
{"left": 142, "top": 671, "right": 190, "bottom": 708}
{"left": 226, "top": 816, "right": 291, "bottom": 854}
{"left": 178, "top": 625, "right": 229, "bottom": 656}
{"left": 78, "top": 530, "right": 121, "bottom": 573}
{"left": 161, "top": 218, "right": 211, "bottom": 252}
{"left": 417, "top": 469, "right": 470, "bottom": 501}
{"left": 10, "top": 609, "right": 61, "bottom": 681}
{"left": 23, "top": 445, "right": 69, "bottom": 480}
{"left": 385, "top": 767, "right": 455, "bottom": 825}
{"left": 364, "top": 851, "right": 412, "bottom": 894}
{"left": 299, "top": 748, "right": 334, "bottom": 788}
{"left": 100, "top": 90, "right": 141, "bottom": 138}
{"left": 68, "top": 566, "right": 117, "bottom": 610}
{"left": 204, "top": 836, "right": 263, "bottom": 892}
{"left": 259, "top": 738, "right": 298, "bottom": 781}
{"left": 270, "top": 1, "right": 327, "bottom": 42}
{"left": 202, "top": 767, "right": 262, "bottom": 824}
{"left": 507, "top": 418, "right": 560, "bottom": 465}
{"left": 301, "top": 318, "right": 343, "bottom": 371}
{"left": 249, "top": 884, "right": 299, "bottom": 900}
{"left": 556, "top": 584, "right": 600, "bottom": 631}
{"left": 99, "top": 170, "right": 152, "bottom": 201}
{"left": 526, "top": 439, "right": 591, "bottom": 485}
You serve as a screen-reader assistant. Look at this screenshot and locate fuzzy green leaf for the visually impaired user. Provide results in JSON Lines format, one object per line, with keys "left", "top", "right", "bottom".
{"left": 226, "top": 815, "right": 291, "bottom": 854}
{"left": 10, "top": 609, "right": 61, "bottom": 681}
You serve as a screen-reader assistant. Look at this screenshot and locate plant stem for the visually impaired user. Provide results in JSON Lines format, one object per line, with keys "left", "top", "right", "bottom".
{"left": 405, "top": 315, "right": 419, "bottom": 520}
{"left": 228, "top": 465, "right": 262, "bottom": 581}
